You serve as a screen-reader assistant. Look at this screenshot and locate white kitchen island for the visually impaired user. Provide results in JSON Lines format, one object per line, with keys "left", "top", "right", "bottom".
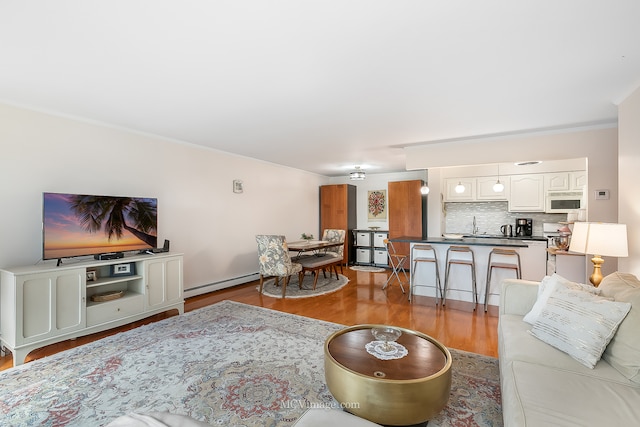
{"left": 392, "top": 236, "right": 547, "bottom": 307}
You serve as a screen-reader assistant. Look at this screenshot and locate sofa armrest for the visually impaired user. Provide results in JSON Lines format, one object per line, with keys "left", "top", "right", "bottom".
{"left": 499, "top": 279, "right": 540, "bottom": 316}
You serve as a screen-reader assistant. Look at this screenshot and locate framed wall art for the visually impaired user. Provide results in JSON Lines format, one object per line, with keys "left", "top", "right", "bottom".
{"left": 368, "top": 190, "right": 387, "bottom": 221}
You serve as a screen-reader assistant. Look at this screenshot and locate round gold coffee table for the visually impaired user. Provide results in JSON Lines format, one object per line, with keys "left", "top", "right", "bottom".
{"left": 324, "top": 324, "right": 452, "bottom": 426}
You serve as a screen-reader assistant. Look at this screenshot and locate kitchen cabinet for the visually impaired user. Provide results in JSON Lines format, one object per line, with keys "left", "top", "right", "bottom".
{"left": 445, "top": 177, "right": 506, "bottom": 201}
{"left": 509, "top": 174, "right": 545, "bottom": 212}
{"left": 476, "top": 176, "right": 508, "bottom": 200}
{"left": 320, "top": 184, "right": 357, "bottom": 265}
{"left": 388, "top": 180, "right": 426, "bottom": 260}
{"left": 443, "top": 178, "right": 475, "bottom": 201}
{"left": 545, "top": 171, "right": 586, "bottom": 191}
{"left": 569, "top": 171, "right": 587, "bottom": 190}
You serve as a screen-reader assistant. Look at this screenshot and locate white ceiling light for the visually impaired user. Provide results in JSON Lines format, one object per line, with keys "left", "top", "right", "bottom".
{"left": 350, "top": 166, "right": 366, "bottom": 180}
{"left": 455, "top": 181, "right": 465, "bottom": 193}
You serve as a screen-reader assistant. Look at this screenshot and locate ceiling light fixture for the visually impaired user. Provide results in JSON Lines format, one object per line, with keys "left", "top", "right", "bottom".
{"left": 455, "top": 181, "right": 465, "bottom": 193}
{"left": 349, "top": 166, "right": 366, "bottom": 180}
{"left": 420, "top": 170, "right": 429, "bottom": 194}
{"left": 493, "top": 164, "right": 504, "bottom": 192}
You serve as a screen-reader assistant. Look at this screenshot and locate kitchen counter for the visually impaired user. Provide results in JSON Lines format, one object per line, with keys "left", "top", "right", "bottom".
{"left": 391, "top": 235, "right": 547, "bottom": 247}
{"left": 390, "top": 236, "right": 548, "bottom": 307}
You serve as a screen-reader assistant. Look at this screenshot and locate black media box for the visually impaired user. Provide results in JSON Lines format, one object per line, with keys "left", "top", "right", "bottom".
{"left": 94, "top": 252, "right": 125, "bottom": 260}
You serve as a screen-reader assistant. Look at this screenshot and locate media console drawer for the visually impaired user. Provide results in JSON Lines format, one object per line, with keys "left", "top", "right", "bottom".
{"left": 86, "top": 293, "right": 144, "bottom": 327}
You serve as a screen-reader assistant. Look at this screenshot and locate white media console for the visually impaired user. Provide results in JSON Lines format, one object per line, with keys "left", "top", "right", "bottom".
{"left": 0, "top": 252, "right": 184, "bottom": 366}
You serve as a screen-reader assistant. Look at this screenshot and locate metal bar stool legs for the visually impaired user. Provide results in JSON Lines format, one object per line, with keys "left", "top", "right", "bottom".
{"left": 383, "top": 239, "right": 407, "bottom": 293}
{"left": 485, "top": 248, "right": 521, "bottom": 311}
{"left": 410, "top": 244, "right": 442, "bottom": 303}
{"left": 443, "top": 246, "right": 478, "bottom": 310}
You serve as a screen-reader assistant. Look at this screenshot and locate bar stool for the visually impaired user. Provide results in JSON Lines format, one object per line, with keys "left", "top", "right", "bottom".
{"left": 410, "top": 244, "right": 442, "bottom": 303}
{"left": 443, "top": 246, "right": 478, "bottom": 309}
{"left": 383, "top": 239, "right": 407, "bottom": 294}
{"left": 485, "top": 248, "right": 521, "bottom": 311}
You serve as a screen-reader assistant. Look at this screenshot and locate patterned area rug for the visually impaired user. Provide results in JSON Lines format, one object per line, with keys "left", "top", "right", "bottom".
{"left": 259, "top": 273, "right": 349, "bottom": 298}
{"left": 349, "top": 265, "right": 386, "bottom": 273}
{"left": 0, "top": 301, "right": 502, "bottom": 426}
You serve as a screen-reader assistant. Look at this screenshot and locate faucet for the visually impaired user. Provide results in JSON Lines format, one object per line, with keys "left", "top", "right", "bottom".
{"left": 472, "top": 216, "right": 478, "bottom": 235}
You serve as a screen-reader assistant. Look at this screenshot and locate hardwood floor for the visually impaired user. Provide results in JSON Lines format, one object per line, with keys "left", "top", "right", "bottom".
{"left": 0, "top": 267, "right": 499, "bottom": 372}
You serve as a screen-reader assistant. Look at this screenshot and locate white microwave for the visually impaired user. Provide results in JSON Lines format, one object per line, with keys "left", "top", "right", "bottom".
{"left": 545, "top": 191, "right": 584, "bottom": 213}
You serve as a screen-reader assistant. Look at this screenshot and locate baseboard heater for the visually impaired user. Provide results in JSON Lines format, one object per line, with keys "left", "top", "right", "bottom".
{"left": 183, "top": 273, "right": 259, "bottom": 298}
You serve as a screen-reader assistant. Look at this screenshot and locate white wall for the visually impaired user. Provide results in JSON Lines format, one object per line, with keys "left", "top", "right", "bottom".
{"left": 0, "top": 104, "right": 329, "bottom": 295}
{"left": 329, "top": 171, "right": 425, "bottom": 230}
{"left": 618, "top": 85, "right": 640, "bottom": 277}
{"left": 406, "top": 127, "right": 619, "bottom": 223}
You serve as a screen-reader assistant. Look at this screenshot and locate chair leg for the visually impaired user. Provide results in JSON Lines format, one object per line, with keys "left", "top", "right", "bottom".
{"left": 282, "top": 276, "right": 290, "bottom": 298}
{"left": 312, "top": 271, "right": 320, "bottom": 290}
{"left": 259, "top": 274, "right": 265, "bottom": 293}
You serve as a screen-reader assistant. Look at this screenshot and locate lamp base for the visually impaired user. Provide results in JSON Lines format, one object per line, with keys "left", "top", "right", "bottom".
{"left": 589, "top": 255, "right": 604, "bottom": 287}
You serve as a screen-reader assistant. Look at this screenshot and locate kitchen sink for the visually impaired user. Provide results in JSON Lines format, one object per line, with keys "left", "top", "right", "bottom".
{"left": 462, "top": 234, "right": 507, "bottom": 239}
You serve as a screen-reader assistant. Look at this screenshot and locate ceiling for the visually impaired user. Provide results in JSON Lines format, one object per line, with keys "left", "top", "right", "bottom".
{"left": 1, "top": 1, "right": 639, "bottom": 177}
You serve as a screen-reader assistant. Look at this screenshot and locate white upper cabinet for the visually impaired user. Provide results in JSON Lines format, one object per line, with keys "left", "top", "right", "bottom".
{"left": 545, "top": 171, "right": 586, "bottom": 191}
{"left": 476, "top": 176, "right": 508, "bottom": 200}
{"left": 545, "top": 173, "right": 571, "bottom": 191}
{"left": 569, "top": 171, "right": 587, "bottom": 190}
{"left": 444, "top": 178, "right": 476, "bottom": 201}
{"left": 509, "top": 174, "right": 545, "bottom": 212}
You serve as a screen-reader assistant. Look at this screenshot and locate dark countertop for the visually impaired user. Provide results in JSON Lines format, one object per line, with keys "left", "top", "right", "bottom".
{"left": 390, "top": 235, "right": 547, "bottom": 248}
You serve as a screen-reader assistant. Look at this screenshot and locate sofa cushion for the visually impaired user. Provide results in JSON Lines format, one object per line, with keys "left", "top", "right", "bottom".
{"left": 529, "top": 285, "right": 631, "bottom": 368}
{"left": 499, "top": 314, "right": 632, "bottom": 383}
{"left": 522, "top": 274, "right": 599, "bottom": 325}
{"left": 504, "top": 360, "right": 640, "bottom": 426}
{"left": 599, "top": 272, "right": 640, "bottom": 384}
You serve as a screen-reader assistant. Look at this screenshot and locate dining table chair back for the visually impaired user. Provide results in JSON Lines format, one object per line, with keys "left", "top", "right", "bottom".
{"left": 255, "top": 235, "right": 303, "bottom": 298}
{"left": 322, "top": 229, "right": 346, "bottom": 272}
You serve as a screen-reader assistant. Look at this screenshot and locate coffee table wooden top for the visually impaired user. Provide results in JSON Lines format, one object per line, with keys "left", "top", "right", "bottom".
{"left": 326, "top": 325, "right": 448, "bottom": 381}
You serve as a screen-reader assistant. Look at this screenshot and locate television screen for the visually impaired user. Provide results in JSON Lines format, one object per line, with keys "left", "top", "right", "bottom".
{"left": 43, "top": 192, "right": 158, "bottom": 260}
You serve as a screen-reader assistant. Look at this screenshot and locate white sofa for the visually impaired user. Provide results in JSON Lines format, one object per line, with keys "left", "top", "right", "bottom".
{"left": 498, "top": 272, "right": 640, "bottom": 426}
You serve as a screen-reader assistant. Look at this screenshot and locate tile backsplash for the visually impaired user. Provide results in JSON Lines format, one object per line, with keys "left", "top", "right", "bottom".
{"left": 445, "top": 201, "right": 566, "bottom": 236}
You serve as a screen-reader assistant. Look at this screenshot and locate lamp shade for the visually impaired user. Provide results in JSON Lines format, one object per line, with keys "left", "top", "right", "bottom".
{"left": 569, "top": 222, "right": 628, "bottom": 257}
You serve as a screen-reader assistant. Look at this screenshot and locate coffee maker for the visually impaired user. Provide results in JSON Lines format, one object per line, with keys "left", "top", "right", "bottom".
{"left": 515, "top": 218, "right": 533, "bottom": 237}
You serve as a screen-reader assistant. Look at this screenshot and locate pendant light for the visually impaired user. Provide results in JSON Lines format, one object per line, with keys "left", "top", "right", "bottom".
{"left": 420, "top": 169, "right": 429, "bottom": 194}
{"left": 493, "top": 164, "right": 504, "bottom": 192}
{"left": 455, "top": 181, "right": 465, "bottom": 193}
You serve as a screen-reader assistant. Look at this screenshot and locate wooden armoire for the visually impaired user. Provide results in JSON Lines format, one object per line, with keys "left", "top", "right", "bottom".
{"left": 388, "top": 180, "right": 427, "bottom": 262}
{"left": 319, "top": 184, "right": 357, "bottom": 265}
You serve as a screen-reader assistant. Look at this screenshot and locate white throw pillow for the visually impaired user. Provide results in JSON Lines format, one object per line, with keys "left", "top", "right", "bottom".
{"left": 529, "top": 285, "right": 631, "bottom": 368}
{"left": 523, "top": 274, "right": 599, "bottom": 325}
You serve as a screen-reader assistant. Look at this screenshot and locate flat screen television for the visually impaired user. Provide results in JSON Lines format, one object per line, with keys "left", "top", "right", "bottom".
{"left": 43, "top": 192, "right": 158, "bottom": 261}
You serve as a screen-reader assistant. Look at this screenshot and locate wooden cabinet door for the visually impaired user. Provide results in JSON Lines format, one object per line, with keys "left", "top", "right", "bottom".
{"left": 320, "top": 184, "right": 356, "bottom": 265}
{"left": 388, "top": 180, "right": 424, "bottom": 262}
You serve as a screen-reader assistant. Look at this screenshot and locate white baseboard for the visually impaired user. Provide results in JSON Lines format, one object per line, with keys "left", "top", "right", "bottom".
{"left": 183, "top": 273, "right": 260, "bottom": 298}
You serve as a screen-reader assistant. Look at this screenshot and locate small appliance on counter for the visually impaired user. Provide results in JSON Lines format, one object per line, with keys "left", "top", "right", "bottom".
{"left": 515, "top": 218, "right": 533, "bottom": 237}
{"left": 500, "top": 224, "right": 513, "bottom": 237}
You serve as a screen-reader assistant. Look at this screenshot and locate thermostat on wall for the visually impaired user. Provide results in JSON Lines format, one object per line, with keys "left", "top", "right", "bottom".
{"left": 594, "top": 189, "right": 609, "bottom": 200}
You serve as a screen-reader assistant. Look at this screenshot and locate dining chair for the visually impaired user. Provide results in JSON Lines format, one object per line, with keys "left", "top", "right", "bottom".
{"left": 322, "top": 229, "right": 346, "bottom": 273}
{"left": 383, "top": 239, "right": 407, "bottom": 293}
{"left": 255, "top": 235, "right": 303, "bottom": 298}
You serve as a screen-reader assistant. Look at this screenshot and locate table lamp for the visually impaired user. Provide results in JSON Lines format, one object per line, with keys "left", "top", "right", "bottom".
{"left": 568, "top": 222, "right": 628, "bottom": 287}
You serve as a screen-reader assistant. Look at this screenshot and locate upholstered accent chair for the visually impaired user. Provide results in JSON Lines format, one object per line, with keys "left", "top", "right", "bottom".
{"left": 321, "top": 229, "right": 346, "bottom": 272}
{"left": 255, "top": 235, "right": 303, "bottom": 298}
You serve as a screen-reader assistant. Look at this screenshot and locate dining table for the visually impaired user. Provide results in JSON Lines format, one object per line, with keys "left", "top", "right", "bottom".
{"left": 287, "top": 240, "right": 343, "bottom": 260}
